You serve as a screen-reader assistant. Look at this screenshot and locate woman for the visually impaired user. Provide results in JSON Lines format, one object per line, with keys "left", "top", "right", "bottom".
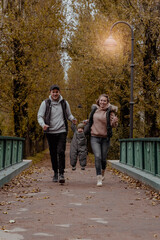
{"left": 88, "top": 94, "right": 118, "bottom": 186}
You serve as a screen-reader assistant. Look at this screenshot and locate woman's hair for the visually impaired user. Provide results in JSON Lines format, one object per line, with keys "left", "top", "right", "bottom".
{"left": 96, "top": 94, "right": 110, "bottom": 106}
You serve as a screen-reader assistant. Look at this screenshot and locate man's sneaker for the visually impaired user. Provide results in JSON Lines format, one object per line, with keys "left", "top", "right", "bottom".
{"left": 59, "top": 174, "right": 65, "bottom": 184}
{"left": 72, "top": 166, "right": 76, "bottom": 171}
{"left": 53, "top": 172, "right": 58, "bottom": 182}
{"left": 81, "top": 167, "right": 85, "bottom": 170}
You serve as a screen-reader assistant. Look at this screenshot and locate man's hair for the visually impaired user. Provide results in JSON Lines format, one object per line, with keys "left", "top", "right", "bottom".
{"left": 50, "top": 84, "right": 60, "bottom": 91}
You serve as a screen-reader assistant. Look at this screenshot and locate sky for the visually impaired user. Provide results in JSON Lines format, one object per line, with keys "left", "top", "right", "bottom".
{"left": 61, "top": 0, "right": 96, "bottom": 81}
{"left": 61, "top": 0, "right": 79, "bottom": 81}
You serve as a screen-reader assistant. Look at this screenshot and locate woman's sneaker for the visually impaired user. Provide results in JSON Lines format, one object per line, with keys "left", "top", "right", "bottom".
{"left": 97, "top": 175, "right": 102, "bottom": 187}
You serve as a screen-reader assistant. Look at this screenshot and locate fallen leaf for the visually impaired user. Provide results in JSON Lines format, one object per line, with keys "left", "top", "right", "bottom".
{"left": 43, "top": 196, "right": 50, "bottom": 199}
{"left": 1, "top": 226, "right": 6, "bottom": 230}
{"left": 9, "top": 220, "right": 16, "bottom": 223}
{"left": 135, "top": 198, "right": 141, "bottom": 201}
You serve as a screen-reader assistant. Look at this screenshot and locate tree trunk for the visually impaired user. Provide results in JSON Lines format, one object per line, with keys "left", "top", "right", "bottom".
{"left": 12, "top": 38, "right": 28, "bottom": 137}
{"left": 143, "top": 25, "right": 159, "bottom": 137}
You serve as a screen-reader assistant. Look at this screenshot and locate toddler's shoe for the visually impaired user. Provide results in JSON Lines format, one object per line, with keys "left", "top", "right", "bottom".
{"left": 81, "top": 167, "right": 85, "bottom": 170}
{"left": 72, "top": 166, "right": 76, "bottom": 171}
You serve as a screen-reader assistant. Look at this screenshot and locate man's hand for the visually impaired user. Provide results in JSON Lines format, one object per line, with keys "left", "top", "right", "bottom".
{"left": 72, "top": 119, "right": 77, "bottom": 125}
{"left": 43, "top": 124, "right": 50, "bottom": 131}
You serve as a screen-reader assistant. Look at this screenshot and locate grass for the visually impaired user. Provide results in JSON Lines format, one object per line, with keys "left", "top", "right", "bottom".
{"left": 26, "top": 148, "right": 49, "bottom": 165}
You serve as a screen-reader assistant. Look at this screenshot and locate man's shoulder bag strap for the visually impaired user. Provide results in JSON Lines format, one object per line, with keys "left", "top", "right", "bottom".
{"left": 60, "top": 99, "right": 68, "bottom": 133}
{"left": 44, "top": 98, "right": 51, "bottom": 126}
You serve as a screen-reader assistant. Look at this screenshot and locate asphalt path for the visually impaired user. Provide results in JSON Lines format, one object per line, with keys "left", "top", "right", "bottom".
{"left": 0, "top": 143, "right": 159, "bottom": 240}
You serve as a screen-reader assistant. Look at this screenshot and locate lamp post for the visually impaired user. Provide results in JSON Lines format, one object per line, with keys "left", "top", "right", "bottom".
{"left": 105, "top": 21, "right": 134, "bottom": 138}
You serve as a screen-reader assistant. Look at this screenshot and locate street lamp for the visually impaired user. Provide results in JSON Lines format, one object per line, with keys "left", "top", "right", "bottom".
{"left": 105, "top": 21, "right": 134, "bottom": 138}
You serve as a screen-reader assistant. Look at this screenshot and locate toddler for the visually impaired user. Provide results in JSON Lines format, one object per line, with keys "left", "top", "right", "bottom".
{"left": 70, "top": 122, "right": 88, "bottom": 170}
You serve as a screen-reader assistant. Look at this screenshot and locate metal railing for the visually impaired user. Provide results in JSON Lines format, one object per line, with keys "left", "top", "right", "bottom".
{"left": 120, "top": 138, "right": 160, "bottom": 177}
{"left": 0, "top": 136, "right": 25, "bottom": 170}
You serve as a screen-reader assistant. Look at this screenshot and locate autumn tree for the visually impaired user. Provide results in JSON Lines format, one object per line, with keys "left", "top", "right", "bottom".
{"left": 65, "top": 1, "right": 129, "bottom": 137}
{"left": 65, "top": 0, "right": 160, "bottom": 140}
{"left": 0, "top": 0, "right": 65, "bottom": 155}
{"left": 93, "top": 0, "right": 160, "bottom": 137}
{"left": 58, "top": 0, "right": 159, "bottom": 159}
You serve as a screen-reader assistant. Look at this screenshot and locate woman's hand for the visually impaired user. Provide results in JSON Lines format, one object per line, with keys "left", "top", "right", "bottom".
{"left": 110, "top": 113, "right": 118, "bottom": 128}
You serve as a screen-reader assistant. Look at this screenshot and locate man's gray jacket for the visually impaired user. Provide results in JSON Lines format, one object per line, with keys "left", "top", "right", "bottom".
{"left": 37, "top": 95, "right": 75, "bottom": 134}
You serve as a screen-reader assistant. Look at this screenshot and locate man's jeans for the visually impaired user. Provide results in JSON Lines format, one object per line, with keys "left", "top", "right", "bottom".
{"left": 91, "top": 136, "right": 110, "bottom": 175}
{"left": 46, "top": 132, "right": 67, "bottom": 175}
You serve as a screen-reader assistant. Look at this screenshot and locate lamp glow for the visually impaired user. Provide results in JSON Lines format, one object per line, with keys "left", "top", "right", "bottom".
{"left": 104, "top": 35, "right": 117, "bottom": 47}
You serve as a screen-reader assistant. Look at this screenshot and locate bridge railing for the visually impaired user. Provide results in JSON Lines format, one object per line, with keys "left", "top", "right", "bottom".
{"left": 0, "top": 136, "right": 25, "bottom": 171}
{"left": 120, "top": 138, "right": 160, "bottom": 178}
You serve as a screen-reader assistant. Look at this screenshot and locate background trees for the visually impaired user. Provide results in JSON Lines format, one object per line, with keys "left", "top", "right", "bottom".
{"left": 66, "top": 0, "right": 160, "bottom": 137}
{"left": 64, "top": 0, "right": 160, "bottom": 158}
{"left": 0, "top": 0, "right": 159, "bottom": 158}
{"left": 0, "top": 0, "right": 65, "bottom": 155}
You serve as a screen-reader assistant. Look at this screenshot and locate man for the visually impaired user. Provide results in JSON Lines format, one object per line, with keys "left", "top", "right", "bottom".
{"left": 37, "top": 84, "right": 76, "bottom": 183}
